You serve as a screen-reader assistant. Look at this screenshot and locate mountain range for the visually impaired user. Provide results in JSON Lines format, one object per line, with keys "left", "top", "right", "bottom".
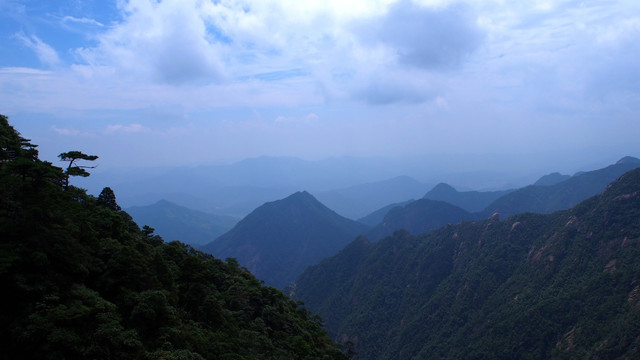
{"left": 201, "top": 191, "right": 370, "bottom": 288}
{"left": 293, "top": 167, "right": 640, "bottom": 359}
{"left": 361, "top": 156, "right": 640, "bottom": 241}
{"left": 481, "top": 156, "right": 640, "bottom": 217}
{"left": 131, "top": 157, "right": 640, "bottom": 290}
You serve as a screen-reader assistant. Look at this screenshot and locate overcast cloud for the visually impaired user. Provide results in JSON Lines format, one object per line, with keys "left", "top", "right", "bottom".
{"left": 0, "top": 0, "right": 639, "bottom": 175}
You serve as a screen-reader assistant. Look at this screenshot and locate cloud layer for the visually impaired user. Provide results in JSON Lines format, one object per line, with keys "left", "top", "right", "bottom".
{"left": 1, "top": 0, "right": 640, "bottom": 170}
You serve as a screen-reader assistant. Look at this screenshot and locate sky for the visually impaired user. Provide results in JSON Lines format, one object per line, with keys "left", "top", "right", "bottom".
{"left": 1, "top": 0, "right": 639, "bottom": 173}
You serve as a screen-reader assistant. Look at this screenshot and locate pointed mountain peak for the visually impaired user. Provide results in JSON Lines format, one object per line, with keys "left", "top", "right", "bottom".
{"left": 425, "top": 183, "right": 458, "bottom": 197}
{"left": 203, "top": 190, "right": 370, "bottom": 288}
{"left": 616, "top": 156, "right": 640, "bottom": 165}
{"left": 287, "top": 190, "right": 314, "bottom": 200}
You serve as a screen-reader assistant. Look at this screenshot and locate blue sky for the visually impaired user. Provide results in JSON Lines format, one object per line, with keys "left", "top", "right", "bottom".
{"left": 1, "top": 0, "right": 639, "bottom": 173}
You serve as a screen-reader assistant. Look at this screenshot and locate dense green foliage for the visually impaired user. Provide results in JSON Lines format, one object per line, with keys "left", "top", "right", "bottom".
{"left": 202, "top": 191, "right": 370, "bottom": 289}
{"left": 295, "top": 168, "right": 640, "bottom": 359}
{"left": 127, "top": 200, "right": 239, "bottom": 246}
{"left": 0, "top": 115, "right": 347, "bottom": 360}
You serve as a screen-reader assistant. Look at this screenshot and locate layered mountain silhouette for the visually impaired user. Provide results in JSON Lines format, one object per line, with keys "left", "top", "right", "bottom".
{"left": 357, "top": 157, "right": 640, "bottom": 241}
{"left": 316, "top": 176, "right": 430, "bottom": 219}
{"left": 481, "top": 156, "right": 640, "bottom": 217}
{"left": 423, "top": 182, "right": 513, "bottom": 212}
{"left": 357, "top": 199, "right": 415, "bottom": 226}
{"left": 293, "top": 168, "right": 640, "bottom": 359}
{"left": 533, "top": 171, "right": 571, "bottom": 186}
{"left": 201, "top": 191, "right": 370, "bottom": 288}
{"left": 366, "top": 199, "right": 476, "bottom": 241}
{"left": 126, "top": 200, "right": 238, "bottom": 246}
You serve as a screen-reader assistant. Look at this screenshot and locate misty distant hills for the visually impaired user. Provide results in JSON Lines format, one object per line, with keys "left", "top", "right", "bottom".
{"left": 356, "top": 156, "right": 640, "bottom": 240}
{"left": 96, "top": 157, "right": 437, "bottom": 218}
{"left": 201, "top": 191, "right": 370, "bottom": 288}
{"left": 316, "top": 176, "right": 430, "bottom": 219}
{"left": 481, "top": 156, "right": 640, "bottom": 217}
{"left": 357, "top": 199, "right": 415, "bottom": 226}
{"left": 126, "top": 200, "right": 239, "bottom": 246}
{"left": 423, "top": 182, "right": 513, "bottom": 212}
{"left": 533, "top": 172, "right": 571, "bottom": 186}
{"left": 293, "top": 167, "right": 640, "bottom": 359}
{"left": 366, "top": 199, "right": 476, "bottom": 241}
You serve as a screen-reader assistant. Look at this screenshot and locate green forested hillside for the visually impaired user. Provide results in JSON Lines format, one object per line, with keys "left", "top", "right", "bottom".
{"left": 295, "top": 168, "right": 640, "bottom": 359}
{"left": 0, "top": 115, "right": 347, "bottom": 360}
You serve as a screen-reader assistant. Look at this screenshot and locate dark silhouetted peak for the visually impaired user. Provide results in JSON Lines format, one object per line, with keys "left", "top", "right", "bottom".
{"left": 616, "top": 156, "right": 640, "bottom": 165}
{"left": 366, "top": 199, "right": 474, "bottom": 240}
{"left": 202, "top": 191, "right": 370, "bottom": 288}
{"left": 425, "top": 183, "right": 458, "bottom": 197}
{"left": 285, "top": 190, "right": 316, "bottom": 202}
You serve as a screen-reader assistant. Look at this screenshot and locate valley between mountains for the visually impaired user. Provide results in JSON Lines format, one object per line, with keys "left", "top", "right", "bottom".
{"left": 128, "top": 154, "right": 640, "bottom": 359}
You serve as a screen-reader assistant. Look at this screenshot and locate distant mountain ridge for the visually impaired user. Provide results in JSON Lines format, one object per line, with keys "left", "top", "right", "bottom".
{"left": 366, "top": 199, "right": 475, "bottom": 241}
{"left": 202, "top": 191, "right": 370, "bottom": 288}
{"left": 358, "top": 157, "right": 640, "bottom": 240}
{"left": 533, "top": 172, "right": 571, "bottom": 186}
{"left": 481, "top": 156, "right": 640, "bottom": 217}
{"left": 316, "top": 176, "right": 430, "bottom": 219}
{"left": 126, "top": 200, "right": 239, "bottom": 246}
{"left": 423, "top": 182, "right": 512, "bottom": 212}
{"left": 357, "top": 199, "right": 415, "bottom": 226}
{"left": 293, "top": 167, "right": 640, "bottom": 359}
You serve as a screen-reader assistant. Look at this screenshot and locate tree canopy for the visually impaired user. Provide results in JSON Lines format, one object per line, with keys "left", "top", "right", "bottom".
{"left": 58, "top": 150, "right": 98, "bottom": 189}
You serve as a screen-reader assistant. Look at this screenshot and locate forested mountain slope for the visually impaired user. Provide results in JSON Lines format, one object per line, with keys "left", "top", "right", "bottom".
{"left": 0, "top": 115, "right": 347, "bottom": 360}
{"left": 202, "top": 191, "right": 370, "bottom": 288}
{"left": 294, "top": 168, "right": 640, "bottom": 359}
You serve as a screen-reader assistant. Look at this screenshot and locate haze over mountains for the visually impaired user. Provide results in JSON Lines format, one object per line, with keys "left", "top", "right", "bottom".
{"left": 127, "top": 200, "right": 239, "bottom": 246}
{"left": 80, "top": 153, "right": 602, "bottom": 220}
{"left": 126, "top": 156, "right": 640, "bottom": 290}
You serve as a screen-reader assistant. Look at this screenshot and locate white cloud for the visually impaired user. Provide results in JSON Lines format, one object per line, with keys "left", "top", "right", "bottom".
{"left": 78, "top": 0, "right": 225, "bottom": 85}
{"left": 52, "top": 125, "right": 81, "bottom": 136}
{"left": 105, "top": 123, "right": 151, "bottom": 134}
{"left": 14, "top": 32, "right": 60, "bottom": 67}
{"left": 62, "top": 16, "right": 104, "bottom": 27}
{"left": 357, "top": 1, "right": 484, "bottom": 70}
